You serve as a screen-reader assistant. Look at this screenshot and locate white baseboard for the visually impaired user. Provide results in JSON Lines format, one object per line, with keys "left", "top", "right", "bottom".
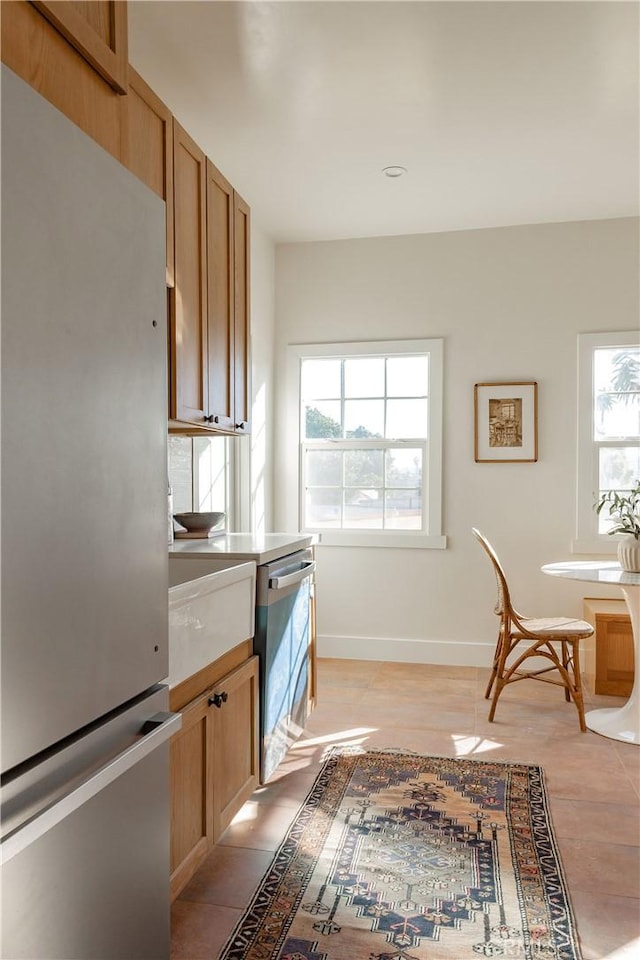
{"left": 317, "top": 634, "right": 495, "bottom": 668}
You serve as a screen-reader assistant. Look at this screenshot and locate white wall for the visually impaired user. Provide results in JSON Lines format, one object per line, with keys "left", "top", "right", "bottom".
{"left": 273, "top": 217, "right": 639, "bottom": 665}
{"left": 248, "top": 223, "right": 276, "bottom": 534}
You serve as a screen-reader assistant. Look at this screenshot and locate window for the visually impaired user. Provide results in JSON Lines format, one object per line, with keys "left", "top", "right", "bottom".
{"left": 575, "top": 331, "right": 640, "bottom": 552}
{"left": 168, "top": 435, "right": 233, "bottom": 529}
{"left": 285, "top": 340, "right": 445, "bottom": 548}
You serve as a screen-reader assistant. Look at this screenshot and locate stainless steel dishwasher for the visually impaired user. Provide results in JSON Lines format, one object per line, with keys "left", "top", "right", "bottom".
{"left": 254, "top": 548, "right": 316, "bottom": 782}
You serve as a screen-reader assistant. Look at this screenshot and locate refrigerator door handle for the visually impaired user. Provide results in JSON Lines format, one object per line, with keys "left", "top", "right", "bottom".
{"left": 1, "top": 711, "right": 182, "bottom": 864}
{"left": 268, "top": 560, "right": 316, "bottom": 591}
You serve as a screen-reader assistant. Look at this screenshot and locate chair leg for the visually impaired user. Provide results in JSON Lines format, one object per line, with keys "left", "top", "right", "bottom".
{"left": 555, "top": 639, "right": 587, "bottom": 732}
{"left": 561, "top": 640, "right": 571, "bottom": 702}
{"left": 485, "top": 627, "right": 504, "bottom": 699}
{"left": 485, "top": 666, "right": 497, "bottom": 700}
{"left": 569, "top": 639, "right": 587, "bottom": 732}
{"left": 488, "top": 636, "right": 510, "bottom": 723}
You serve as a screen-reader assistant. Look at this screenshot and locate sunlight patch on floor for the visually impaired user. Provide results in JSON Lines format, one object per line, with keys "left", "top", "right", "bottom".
{"left": 294, "top": 727, "right": 377, "bottom": 747}
{"left": 602, "top": 939, "right": 640, "bottom": 959}
{"left": 230, "top": 801, "right": 259, "bottom": 826}
{"left": 451, "top": 733, "right": 504, "bottom": 756}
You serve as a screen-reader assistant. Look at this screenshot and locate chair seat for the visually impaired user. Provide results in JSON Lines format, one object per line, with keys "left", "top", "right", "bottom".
{"left": 513, "top": 617, "right": 594, "bottom": 640}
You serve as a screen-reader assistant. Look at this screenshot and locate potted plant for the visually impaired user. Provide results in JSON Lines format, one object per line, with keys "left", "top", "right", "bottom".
{"left": 595, "top": 479, "right": 640, "bottom": 572}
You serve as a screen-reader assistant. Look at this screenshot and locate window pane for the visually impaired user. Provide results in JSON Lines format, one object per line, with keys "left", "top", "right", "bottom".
{"left": 599, "top": 446, "right": 640, "bottom": 493}
{"left": 168, "top": 436, "right": 193, "bottom": 514}
{"left": 594, "top": 347, "right": 640, "bottom": 440}
{"left": 194, "top": 436, "right": 227, "bottom": 515}
{"left": 305, "top": 487, "right": 341, "bottom": 527}
{"left": 387, "top": 356, "right": 428, "bottom": 397}
{"left": 386, "top": 398, "right": 428, "bottom": 439}
{"left": 304, "top": 402, "right": 342, "bottom": 438}
{"left": 344, "top": 357, "right": 385, "bottom": 398}
{"left": 306, "top": 449, "right": 342, "bottom": 486}
{"left": 385, "top": 489, "right": 422, "bottom": 529}
{"left": 595, "top": 395, "right": 640, "bottom": 440}
{"left": 597, "top": 446, "right": 640, "bottom": 534}
{"left": 385, "top": 448, "right": 423, "bottom": 487}
{"left": 343, "top": 489, "right": 383, "bottom": 528}
{"left": 301, "top": 359, "right": 341, "bottom": 400}
{"left": 345, "top": 449, "right": 383, "bottom": 487}
{"left": 345, "top": 399, "right": 384, "bottom": 437}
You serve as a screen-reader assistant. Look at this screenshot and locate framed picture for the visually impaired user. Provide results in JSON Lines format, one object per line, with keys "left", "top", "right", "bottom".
{"left": 474, "top": 381, "right": 538, "bottom": 462}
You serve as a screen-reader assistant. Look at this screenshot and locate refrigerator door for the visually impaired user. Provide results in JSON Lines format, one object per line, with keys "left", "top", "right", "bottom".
{"left": 1, "top": 686, "right": 180, "bottom": 960}
{"left": 1, "top": 67, "right": 169, "bottom": 771}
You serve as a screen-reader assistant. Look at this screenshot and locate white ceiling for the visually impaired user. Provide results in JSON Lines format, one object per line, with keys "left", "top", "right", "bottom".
{"left": 128, "top": 1, "right": 639, "bottom": 243}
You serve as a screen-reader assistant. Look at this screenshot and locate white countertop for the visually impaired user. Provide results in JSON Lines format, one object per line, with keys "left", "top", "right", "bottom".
{"left": 169, "top": 532, "right": 315, "bottom": 566}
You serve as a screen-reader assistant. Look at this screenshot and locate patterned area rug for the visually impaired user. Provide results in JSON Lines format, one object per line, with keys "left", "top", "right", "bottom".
{"left": 220, "top": 750, "right": 582, "bottom": 960}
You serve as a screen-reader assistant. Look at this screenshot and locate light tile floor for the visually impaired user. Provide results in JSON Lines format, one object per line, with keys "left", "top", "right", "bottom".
{"left": 171, "top": 659, "right": 640, "bottom": 960}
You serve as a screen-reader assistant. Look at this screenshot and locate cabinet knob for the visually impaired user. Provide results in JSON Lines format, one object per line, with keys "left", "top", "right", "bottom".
{"left": 235, "top": 421, "right": 247, "bottom": 431}
{"left": 204, "top": 414, "right": 215, "bottom": 424}
{"left": 209, "top": 691, "right": 228, "bottom": 709}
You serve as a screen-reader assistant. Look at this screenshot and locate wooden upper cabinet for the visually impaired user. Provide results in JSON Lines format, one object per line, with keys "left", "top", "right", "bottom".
{"left": 205, "top": 161, "right": 251, "bottom": 435}
{"left": 170, "top": 147, "right": 251, "bottom": 435}
{"left": 1, "top": 0, "right": 126, "bottom": 161}
{"left": 233, "top": 192, "right": 251, "bottom": 434}
{"left": 126, "top": 67, "right": 175, "bottom": 286}
{"left": 206, "top": 160, "right": 235, "bottom": 432}
{"left": 31, "top": 0, "right": 128, "bottom": 93}
{"left": 171, "top": 120, "right": 208, "bottom": 427}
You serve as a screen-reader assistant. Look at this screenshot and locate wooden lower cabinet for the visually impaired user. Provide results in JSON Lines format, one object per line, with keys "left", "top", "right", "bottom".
{"left": 582, "top": 597, "right": 634, "bottom": 697}
{"left": 170, "top": 654, "right": 259, "bottom": 900}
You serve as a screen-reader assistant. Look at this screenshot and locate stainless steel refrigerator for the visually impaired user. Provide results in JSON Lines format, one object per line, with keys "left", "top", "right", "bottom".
{"left": 1, "top": 66, "right": 180, "bottom": 959}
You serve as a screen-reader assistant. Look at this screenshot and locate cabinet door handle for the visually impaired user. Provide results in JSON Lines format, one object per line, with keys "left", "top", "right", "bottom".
{"left": 203, "top": 414, "right": 215, "bottom": 424}
{"left": 235, "top": 421, "right": 247, "bottom": 431}
{"left": 209, "top": 692, "right": 228, "bottom": 709}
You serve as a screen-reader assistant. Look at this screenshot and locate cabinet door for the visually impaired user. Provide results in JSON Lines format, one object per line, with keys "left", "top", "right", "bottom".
{"left": 1, "top": 0, "right": 125, "bottom": 161}
{"left": 169, "top": 692, "right": 213, "bottom": 901}
{"left": 205, "top": 159, "right": 235, "bottom": 431}
{"left": 211, "top": 656, "right": 259, "bottom": 838}
{"left": 31, "top": 0, "right": 128, "bottom": 93}
{"left": 126, "top": 67, "right": 175, "bottom": 286}
{"left": 171, "top": 120, "right": 208, "bottom": 426}
{"left": 233, "top": 192, "right": 251, "bottom": 434}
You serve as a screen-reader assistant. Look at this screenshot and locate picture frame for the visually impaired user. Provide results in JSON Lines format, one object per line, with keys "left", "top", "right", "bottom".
{"left": 474, "top": 381, "right": 538, "bottom": 462}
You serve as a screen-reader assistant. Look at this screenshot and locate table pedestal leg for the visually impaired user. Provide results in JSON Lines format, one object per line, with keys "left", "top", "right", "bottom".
{"left": 585, "top": 584, "right": 640, "bottom": 744}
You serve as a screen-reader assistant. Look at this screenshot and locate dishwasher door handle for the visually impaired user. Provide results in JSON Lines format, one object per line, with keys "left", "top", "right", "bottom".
{"left": 268, "top": 560, "right": 316, "bottom": 590}
{"left": 1, "top": 710, "right": 182, "bottom": 864}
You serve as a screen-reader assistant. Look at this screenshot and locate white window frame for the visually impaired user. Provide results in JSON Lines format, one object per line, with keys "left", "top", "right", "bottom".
{"left": 284, "top": 339, "right": 446, "bottom": 549}
{"left": 574, "top": 330, "right": 640, "bottom": 553}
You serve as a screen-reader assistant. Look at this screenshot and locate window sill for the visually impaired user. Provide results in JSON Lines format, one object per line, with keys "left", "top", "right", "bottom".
{"left": 311, "top": 532, "right": 447, "bottom": 549}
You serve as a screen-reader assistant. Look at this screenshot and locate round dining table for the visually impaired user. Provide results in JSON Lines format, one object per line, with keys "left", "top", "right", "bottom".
{"left": 541, "top": 560, "right": 640, "bottom": 744}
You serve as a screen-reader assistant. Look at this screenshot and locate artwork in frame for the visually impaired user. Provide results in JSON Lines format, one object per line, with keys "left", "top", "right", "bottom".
{"left": 474, "top": 381, "right": 538, "bottom": 462}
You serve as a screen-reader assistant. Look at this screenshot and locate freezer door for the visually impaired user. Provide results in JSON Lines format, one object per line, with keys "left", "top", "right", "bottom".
{"left": 1, "top": 67, "right": 169, "bottom": 771}
{"left": 1, "top": 686, "right": 180, "bottom": 960}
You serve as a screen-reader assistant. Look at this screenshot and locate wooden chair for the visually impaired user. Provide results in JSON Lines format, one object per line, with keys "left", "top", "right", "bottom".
{"left": 472, "top": 528, "right": 594, "bottom": 732}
